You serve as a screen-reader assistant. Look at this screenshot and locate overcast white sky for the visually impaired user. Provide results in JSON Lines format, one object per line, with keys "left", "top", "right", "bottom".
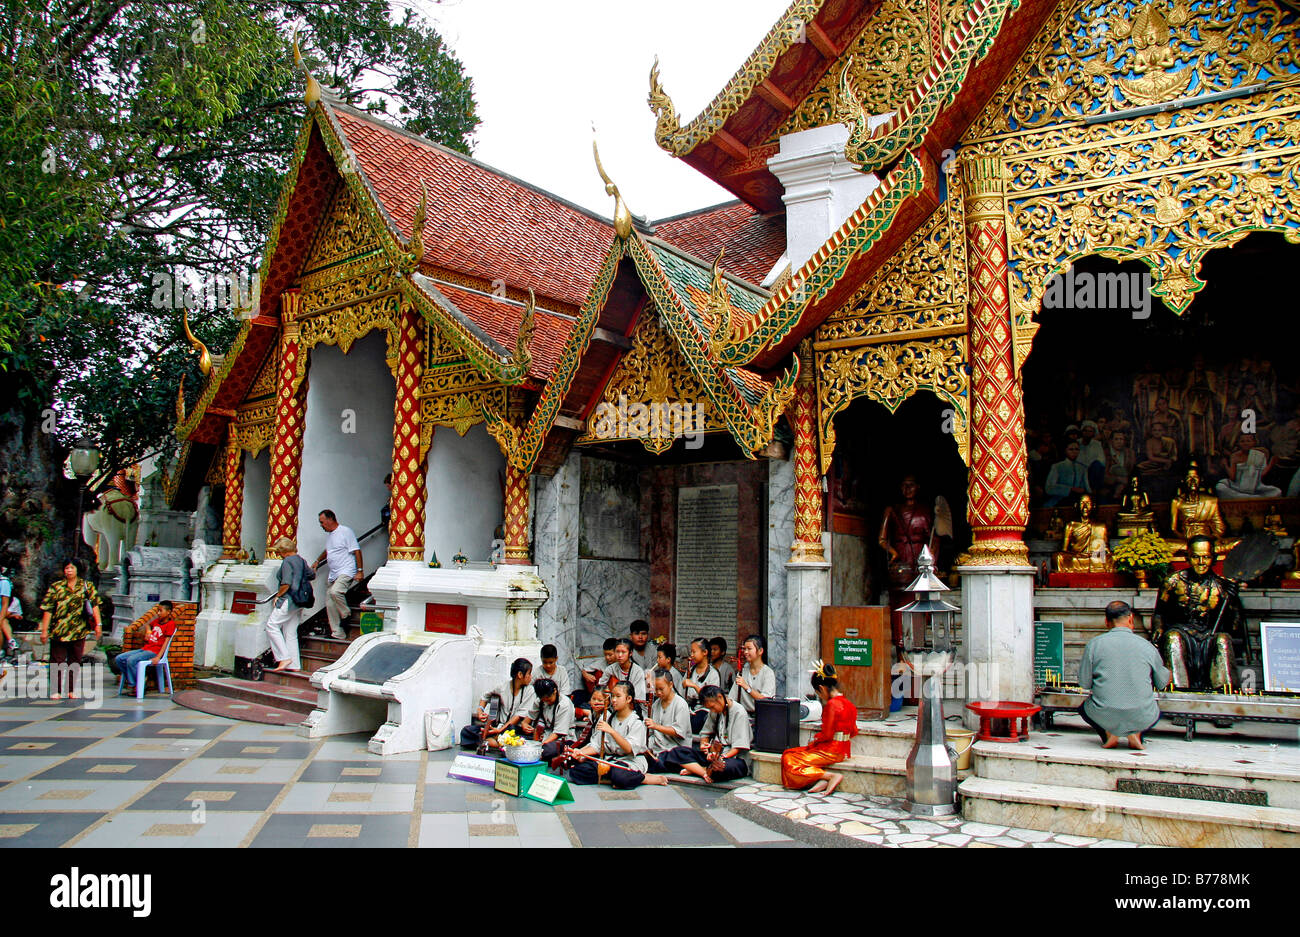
{"left": 417, "top": 0, "right": 793, "bottom": 221}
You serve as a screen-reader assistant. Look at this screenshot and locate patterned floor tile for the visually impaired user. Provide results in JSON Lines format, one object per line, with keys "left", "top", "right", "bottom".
{"left": 249, "top": 813, "right": 410, "bottom": 848}
{"left": 72, "top": 811, "right": 264, "bottom": 848}
{"left": 166, "top": 758, "right": 305, "bottom": 784}
{"left": 29, "top": 758, "right": 182, "bottom": 782}
{"left": 0, "top": 812, "right": 104, "bottom": 847}
{"left": 565, "top": 808, "right": 729, "bottom": 848}
{"left": 300, "top": 760, "right": 421, "bottom": 784}
{"left": 0, "top": 736, "right": 102, "bottom": 757}
{"left": 199, "top": 740, "right": 316, "bottom": 760}
{"left": 126, "top": 781, "right": 285, "bottom": 812}
{"left": 0, "top": 780, "right": 152, "bottom": 812}
{"left": 275, "top": 781, "right": 416, "bottom": 813}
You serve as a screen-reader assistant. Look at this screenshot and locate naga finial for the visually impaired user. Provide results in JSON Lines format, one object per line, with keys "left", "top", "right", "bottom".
{"left": 175, "top": 376, "right": 187, "bottom": 425}
{"left": 410, "top": 179, "right": 428, "bottom": 265}
{"left": 705, "top": 248, "right": 733, "bottom": 358}
{"left": 181, "top": 306, "right": 212, "bottom": 376}
{"left": 593, "top": 140, "right": 633, "bottom": 240}
{"left": 648, "top": 56, "right": 682, "bottom": 153}
{"left": 513, "top": 288, "right": 536, "bottom": 373}
{"left": 292, "top": 34, "right": 322, "bottom": 107}
{"left": 834, "top": 56, "right": 872, "bottom": 160}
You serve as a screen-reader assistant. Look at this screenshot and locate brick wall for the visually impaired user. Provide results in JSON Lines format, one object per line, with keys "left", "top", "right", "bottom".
{"left": 122, "top": 602, "right": 196, "bottom": 690}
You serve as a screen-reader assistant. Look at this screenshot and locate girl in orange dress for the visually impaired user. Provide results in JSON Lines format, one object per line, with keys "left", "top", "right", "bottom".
{"left": 781, "top": 661, "right": 857, "bottom": 795}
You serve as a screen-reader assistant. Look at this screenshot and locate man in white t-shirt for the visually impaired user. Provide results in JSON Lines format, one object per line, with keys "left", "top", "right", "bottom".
{"left": 314, "top": 510, "right": 362, "bottom": 639}
{"left": 0, "top": 570, "right": 22, "bottom": 657}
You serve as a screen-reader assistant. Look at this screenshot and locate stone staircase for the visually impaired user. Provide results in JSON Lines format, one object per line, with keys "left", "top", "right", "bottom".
{"left": 750, "top": 710, "right": 974, "bottom": 796}
{"left": 959, "top": 728, "right": 1300, "bottom": 847}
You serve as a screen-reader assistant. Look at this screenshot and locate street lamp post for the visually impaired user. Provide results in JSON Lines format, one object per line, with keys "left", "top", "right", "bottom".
{"left": 69, "top": 439, "right": 102, "bottom": 565}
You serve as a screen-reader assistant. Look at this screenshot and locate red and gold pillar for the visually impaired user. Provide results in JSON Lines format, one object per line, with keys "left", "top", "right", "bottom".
{"left": 962, "top": 155, "right": 1031, "bottom": 567}
{"left": 503, "top": 389, "right": 531, "bottom": 565}
{"left": 388, "top": 305, "right": 428, "bottom": 561}
{"left": 220, "top": 428, "right": 245, "bottom": 560}
{"left": 265, "top": 289, "right": 309, "bottom": 558}
{"left": 790, "top": 339, "right": 824, "bottom": 562}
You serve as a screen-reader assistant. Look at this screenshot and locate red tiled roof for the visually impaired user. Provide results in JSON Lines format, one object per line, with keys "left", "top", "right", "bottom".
{"left": 427, "top": 280, "right": 575, "bottom": 381}
{"left": 652, "top": 201, "right": 786, "bottom": 286}
{"left": 331, "top": 106, "right": 614, "bottom": 309}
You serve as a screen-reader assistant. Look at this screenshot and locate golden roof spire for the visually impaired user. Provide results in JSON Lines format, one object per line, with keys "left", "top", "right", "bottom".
{"left": 292, "top": 35, "right": 322, "bottom": 107}
{"left": 593, "top": 140, "right": 633, "bottom": 240}
{"left": 181, "top": 306, "right": 212, "bottom": 376}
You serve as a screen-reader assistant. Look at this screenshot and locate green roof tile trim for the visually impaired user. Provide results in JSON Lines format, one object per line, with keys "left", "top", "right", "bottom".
{"left": 498, "top": 239, "right": 628, "bottom": 473}
{"left": 726, "top": 148, "right": 927, "bottom": 365}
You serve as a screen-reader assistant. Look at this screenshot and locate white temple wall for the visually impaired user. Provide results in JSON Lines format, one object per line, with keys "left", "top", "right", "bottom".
{"left": 296, "top": 332, "right": 395, "bottom": 582}
{"left": 241, "top": 449, "right": 271, "bottom": 556}
{"left": 423, "top": 422, "right": 503, "bottom": 567}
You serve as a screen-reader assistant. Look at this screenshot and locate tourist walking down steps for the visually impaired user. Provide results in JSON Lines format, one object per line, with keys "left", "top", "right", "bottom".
{"left": 314, "top": 510, "right": 362, "bottom": 640}
{"left": 267, "top": 537, "right": 313, "bottom": 672}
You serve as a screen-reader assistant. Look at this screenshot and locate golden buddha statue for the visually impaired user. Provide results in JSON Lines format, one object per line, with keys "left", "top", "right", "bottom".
{"left": 1116, "top": 476, "right": 1155, "bottom": 538}
{"left": 1264, "top": 505, "right": 1287, "bottom": 538}
{"left": 1053, "top": 495, "right": 1114, "bottom": 573}
{"left": 1168, "top": 463, "right": 1237, "bottom": 557}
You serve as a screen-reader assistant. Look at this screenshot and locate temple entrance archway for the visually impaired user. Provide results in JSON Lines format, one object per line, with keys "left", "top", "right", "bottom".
{"left": 826, "top": 392, "right": 970, "bottom": 607}
{"left": 1022, "top": 233, "right": 1300, "bottom": 545}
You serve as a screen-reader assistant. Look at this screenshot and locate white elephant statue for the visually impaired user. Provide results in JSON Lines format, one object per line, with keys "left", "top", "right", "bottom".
{"left": 83, "top": 488, "right": 140, "bottom": 571}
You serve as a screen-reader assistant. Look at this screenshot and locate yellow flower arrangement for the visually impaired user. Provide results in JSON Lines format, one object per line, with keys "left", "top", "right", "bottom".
{"left": 499, "top": 730, "right": 525, "bottom": 748}
{"left": 1112, "top": 530, "right": 1174, "bottom": 574}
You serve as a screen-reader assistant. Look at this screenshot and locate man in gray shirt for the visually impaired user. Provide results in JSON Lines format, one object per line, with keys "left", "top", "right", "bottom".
{"left": 1078, "top": 600, "right": 1171, "bottom": 749}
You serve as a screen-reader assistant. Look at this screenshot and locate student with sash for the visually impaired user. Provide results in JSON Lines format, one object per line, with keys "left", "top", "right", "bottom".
{"left": 709, "top": 637, "right": 736, "bottom": 694}
{"left": 538, "top": 644, "right": 571, "bottom": 698}
{"left": 681, "top": 638, "right": 721, "bottom": 733}
{"left": 661, "top": 686, "right": 751, "bottom": 782}
{"left": 600, "top": 638, "right": 647, "bottom": 703}
{"left": 525, "top": 677, "right": 575, "bottom": 763}
{"left": 729, "top": 635, "right": 776, "bottom": 715}
{"left": 567, "top": 680, "right": 650, "bottom": 790}
{"left": 644, "top": 669, "right": 692, "bottom": 775}
{"left": 460, "top": 658, "right": 536, "bottom": 749}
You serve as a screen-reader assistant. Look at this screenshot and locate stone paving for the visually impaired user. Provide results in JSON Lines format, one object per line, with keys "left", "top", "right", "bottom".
{"left": 0, "top": 692, "right": 1159, "bottom": 847}
{"left": 724, "top": 782, "right": 1155, "bottom": 847}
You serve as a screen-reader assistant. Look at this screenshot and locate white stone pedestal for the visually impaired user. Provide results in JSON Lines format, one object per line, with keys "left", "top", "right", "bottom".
{"left": 785, "top": 560, "right": 831, "bottom": 695}
{"left": 959, "top": 564, "right": 1036, "bottom": 722}
{"left": 195, "top": 561, "right": 278, "bottom": 668}
{"left": 367, "top": 561, "right": 549, "bottom": 704}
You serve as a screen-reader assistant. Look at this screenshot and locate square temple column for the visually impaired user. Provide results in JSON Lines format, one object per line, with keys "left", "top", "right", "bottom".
{"left": 958, "top": 154, "right": 1035, "bottom": 706}
{"left": 264, "top": 289, "right": 309, "bottom": 557}
{"left": 785, "top": 339, "right": 831, "bottom": 689}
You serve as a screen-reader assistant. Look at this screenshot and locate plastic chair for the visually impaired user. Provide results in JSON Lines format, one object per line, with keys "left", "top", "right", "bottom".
{"left": 117, "top": 634, "right": 175, "bottom": 700}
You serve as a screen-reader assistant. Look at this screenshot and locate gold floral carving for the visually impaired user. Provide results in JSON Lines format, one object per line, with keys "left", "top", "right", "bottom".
{"left": 819, "top": 176, "right": 969, "bottom": 344}
{"left": 247, "top": 350, "right": 279, "bottom": 401}
{"left": 967, "top": 0, "right": 1300, "bottom": 139}
{"left": 292, "top": 290, "right": 401, "bottom": 392}
{"left": 770, "top": 0, "right": 932, "bottom": 143}
{"left": 577, "top": 310, "right": 727, "bottom": 455}
{"left": 418, "top": 320, "right": 504, "bottom": 439}
{"left": 300, "top": 182, "right": 384, "bottom": 278}
{"left": 816, "top": 336, "right": 970, "bottom": 474}
{"left": 956, "top": 0, "right": 1300, "bottom": 371}
{"left": 424, "top": 387, "right": 505, "bottom": 437}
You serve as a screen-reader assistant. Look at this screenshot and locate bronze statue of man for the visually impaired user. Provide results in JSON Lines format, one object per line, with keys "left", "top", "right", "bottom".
{"left": 1151, "top": 536, "right": 1244, "bottom": 691}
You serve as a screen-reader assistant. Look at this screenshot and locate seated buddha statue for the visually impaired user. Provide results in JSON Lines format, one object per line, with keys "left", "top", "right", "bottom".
{"left": 1053, "top": 495, "right": 1114, "bottom": 573}
{"left": 1116, "top": 476, "right": 1155, "bottom": 538}
{"left": 1168, "top": 463, "right": 1237, "bottom": 558}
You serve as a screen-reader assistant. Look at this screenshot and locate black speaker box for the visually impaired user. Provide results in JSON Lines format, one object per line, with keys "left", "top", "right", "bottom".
{"left": 753, "top": 697, "right": 801, "bottom": 753}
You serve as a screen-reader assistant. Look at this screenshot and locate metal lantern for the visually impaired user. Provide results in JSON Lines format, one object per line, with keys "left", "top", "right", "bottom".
{"left": 69, "top": 439, "right": 101, "bottom": 478}
{"left": 898, "top": 546, "right": 959, "bottom": 817}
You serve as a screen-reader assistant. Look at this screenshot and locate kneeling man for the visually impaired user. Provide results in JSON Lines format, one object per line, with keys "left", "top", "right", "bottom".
{"left": 1078, "top": 600, "right": 1170, "bottom": 750}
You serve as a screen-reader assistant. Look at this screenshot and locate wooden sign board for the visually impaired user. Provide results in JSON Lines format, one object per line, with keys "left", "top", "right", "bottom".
{"left": 820, "top": 606, "right": 889, "bottom": 717}
{"left": 1034, "top": 621, "right": 1065, "bottom": 686}
{"left": 1260, "top": 622, "right": 1300, "bottom": 694}
{"left": 524, "top": 771, "right": 574, "bottom": 806}
{"left": 448, "top": 753, "right": 497, "bottom": 786}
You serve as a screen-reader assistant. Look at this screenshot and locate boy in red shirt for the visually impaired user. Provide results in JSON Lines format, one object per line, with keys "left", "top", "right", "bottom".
{"left": 111, "top": 601, "right": 177, "bottom": 694}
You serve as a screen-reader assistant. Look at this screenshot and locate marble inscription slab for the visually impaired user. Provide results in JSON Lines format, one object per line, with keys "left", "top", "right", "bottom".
{"left": 580, "top": 457, "right": 641, "bottom": 560}
{"left": 675, "top": 485, "right": 738, "bottom": 647}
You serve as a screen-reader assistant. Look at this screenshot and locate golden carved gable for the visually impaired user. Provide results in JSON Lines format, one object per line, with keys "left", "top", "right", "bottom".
{"left": 769, "top": 0, "right": 935, "bottom": 142}
{"left": 967, "top": 0, "right": 1300, "bottom": 138}
{"left": 418, "top": 320, "right": 503, "bottom": 437}
{"left": 301, "top": 182, "right": 384, "bottom": 277}
{"left": 577, "top": 307, "right": 726, "bottom": 454}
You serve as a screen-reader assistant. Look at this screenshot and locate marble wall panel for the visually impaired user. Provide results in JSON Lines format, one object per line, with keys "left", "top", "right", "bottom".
{"left": 577, "top": 558, "right": 652, "bottom": 662}
{"left": 534, "top": 452, "right": 580, "bottom": 682}
{"left": 767, "top": 457, "right": 795, "bottom": 695}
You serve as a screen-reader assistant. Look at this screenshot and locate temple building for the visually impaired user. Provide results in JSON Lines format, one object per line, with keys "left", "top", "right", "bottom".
{"left": 172, "top": 0, "right": 1300, "bottom": 714}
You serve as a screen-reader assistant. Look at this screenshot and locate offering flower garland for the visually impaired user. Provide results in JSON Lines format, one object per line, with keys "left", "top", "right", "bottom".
{"left": 1112, "top": 530, "right": 1174, "bottom": 578}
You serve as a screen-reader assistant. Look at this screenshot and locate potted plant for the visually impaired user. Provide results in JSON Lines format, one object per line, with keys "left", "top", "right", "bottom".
{"left": 1112, "top": 530, "right": 1174, "bottom": 588}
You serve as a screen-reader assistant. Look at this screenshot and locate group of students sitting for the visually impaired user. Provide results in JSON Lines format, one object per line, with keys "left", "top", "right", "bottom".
{"left": 458, "top": 620, "right": 856, "bottom": 795}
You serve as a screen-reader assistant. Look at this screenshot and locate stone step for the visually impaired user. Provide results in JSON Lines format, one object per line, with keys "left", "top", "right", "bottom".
{"left": 959, "top": 776, "right": 1300, "bottom": 847}
{"left": 299, "top": 636, "right": 352, "bottom": 656}
{"left": 299, "top": 650, "right": 341, "bottom": 672}
{"left": 751, "top": 751, "right": 910, "bottom": 797}
{"left": 262, "top": 668, "right": 315, "bottom": 692}
{"left": 195, "top": 677, "right": 317, "bottom": 716}
{"left": 973, "top": 730, "right": 1300, "bottom": 809}
{"left": 795, "top": 713, "right": 953, "bottom": 760}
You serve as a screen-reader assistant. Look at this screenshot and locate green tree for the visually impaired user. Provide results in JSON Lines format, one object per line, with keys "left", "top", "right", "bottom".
{"left": 0, "top": 0, "right": 479, "bottom": 602}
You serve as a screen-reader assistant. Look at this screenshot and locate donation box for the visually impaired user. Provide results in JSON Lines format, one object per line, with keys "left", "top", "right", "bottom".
{"left": 820, "top": 606, "right": 890, "bottom": 718}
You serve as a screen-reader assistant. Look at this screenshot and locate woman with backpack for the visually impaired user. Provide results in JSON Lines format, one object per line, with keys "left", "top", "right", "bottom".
{"left": 267, "top": 537, "right": 314, "bottom": 672}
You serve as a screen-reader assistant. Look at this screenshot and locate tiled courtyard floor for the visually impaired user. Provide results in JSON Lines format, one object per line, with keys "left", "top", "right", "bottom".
{"left": 0, "top": 693, "right": 1154, "bottom": 847}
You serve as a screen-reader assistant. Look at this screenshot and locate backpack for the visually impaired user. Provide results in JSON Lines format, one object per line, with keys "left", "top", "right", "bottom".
{"left": 287, "top": 557, "right": 315, "bottom": 608}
